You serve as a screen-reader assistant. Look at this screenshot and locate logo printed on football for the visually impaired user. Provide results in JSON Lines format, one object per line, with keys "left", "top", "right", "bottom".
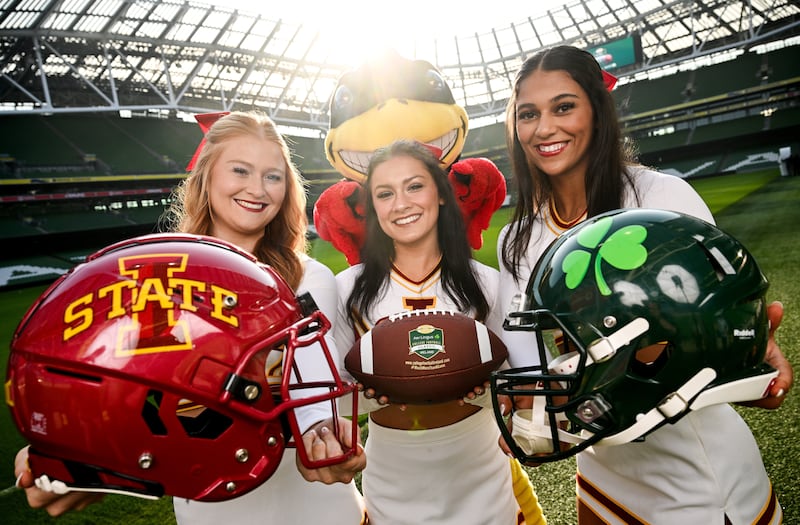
{"left": 345, "top": 310, "right": 508, "bottom": 404}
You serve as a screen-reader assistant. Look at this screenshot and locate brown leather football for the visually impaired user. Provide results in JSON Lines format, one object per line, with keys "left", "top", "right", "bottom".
{"left": 344, "top": 310, "right": 508, "bottom": 404}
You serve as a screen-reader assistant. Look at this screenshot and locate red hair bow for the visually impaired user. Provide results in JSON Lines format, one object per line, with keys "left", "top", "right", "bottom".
{"left": 602, "top": 70, "right": 618, "bottom": 91}
{"left": 185, "top": 111, "right": 230, "bottom": 172}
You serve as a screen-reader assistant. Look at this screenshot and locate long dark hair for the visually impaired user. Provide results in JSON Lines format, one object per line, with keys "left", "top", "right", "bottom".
{"left": 501, "top": 45, "right": 638, "bottom": 281}
{"left": 346, "top": 139, "right": 491, "bottom": 321}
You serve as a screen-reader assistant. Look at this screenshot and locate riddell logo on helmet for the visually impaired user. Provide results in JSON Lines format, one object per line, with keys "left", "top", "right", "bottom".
{"left": 62, "top": 253, "right": 239, "bottom": 355}
{"left": 733, "top": 328, "right": 756, "bottom": 339}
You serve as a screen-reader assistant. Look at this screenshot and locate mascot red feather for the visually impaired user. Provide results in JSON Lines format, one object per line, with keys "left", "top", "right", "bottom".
{"left": 313, "top": 51, "right": 507, "bottom": 265}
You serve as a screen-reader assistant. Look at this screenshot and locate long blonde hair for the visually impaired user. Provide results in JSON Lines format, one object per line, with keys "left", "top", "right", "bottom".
{"left": 164, "top": 111, "right": 308, "bottom": 289}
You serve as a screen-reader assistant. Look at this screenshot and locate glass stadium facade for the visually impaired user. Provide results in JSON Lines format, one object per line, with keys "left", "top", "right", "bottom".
{"left": 1, "top": 0, "right": 798, "bottom": 132}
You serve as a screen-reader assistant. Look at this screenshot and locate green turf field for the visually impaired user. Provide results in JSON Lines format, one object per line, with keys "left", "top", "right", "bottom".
{"left": 1, "top": 169, "right": 797, "bottom": 524}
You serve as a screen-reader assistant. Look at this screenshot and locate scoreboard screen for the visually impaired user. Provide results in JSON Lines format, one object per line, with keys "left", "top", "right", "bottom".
{"left": 587, "top": 35, "right": 643, "bottom": 71}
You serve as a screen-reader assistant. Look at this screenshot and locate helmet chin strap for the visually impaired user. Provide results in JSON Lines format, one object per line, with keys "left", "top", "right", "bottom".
{"left": 599, "top": 365, "right": 778, "bottom": 448}
{"left": 511, "top": 391, "right": 583, "bottom": 455}
{"left": 510, "top": 365, "right": 754, "bottom": 455}
{"left": 511, "top": 316, "right": 654, "bottom": 454}
{"left": 34, "top": 474, "right": 161, "bottom": 500}
{"left": 690, "top": 368, "right": 779, "bottom": 410}
{"left": 511, "top": 316, "right": 772, "bottom": 454}
{"left": 547, "top": 317, "right": 651, "bottom": 375}
{"left": 27, "top": 448, "right": 164, "bottom": 500}
{"left": 587, "top": 317, "right": 650, "bottom": 363}
{"left": 599, "top": 367, "right": 718, "bottom": 446}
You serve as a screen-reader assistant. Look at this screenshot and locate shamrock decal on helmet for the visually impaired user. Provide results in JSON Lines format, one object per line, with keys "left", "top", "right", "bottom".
{"left": 561, "top": 216, "right": 648, "bottom": 295}
{"left": 492, "top": 208, "right": 777, "bottom": 464}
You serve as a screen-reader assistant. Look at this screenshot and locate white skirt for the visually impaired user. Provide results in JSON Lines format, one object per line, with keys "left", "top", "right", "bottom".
{"left": 577, "top": 404, "right": 781, "bottom": 525}
{"left": 173, "top": 448, "right": 366, "bottom": 524}
{"left": 363, "top": 408, "right": 520, "bottom": 525}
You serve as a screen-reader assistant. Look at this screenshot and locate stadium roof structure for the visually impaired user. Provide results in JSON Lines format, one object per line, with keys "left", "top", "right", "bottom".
{"left": 1, "top": 0, "right": 798, "bottom": 132}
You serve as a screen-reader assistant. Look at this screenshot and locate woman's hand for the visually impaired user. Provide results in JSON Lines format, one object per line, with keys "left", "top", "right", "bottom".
{"left": 740, "top": 301, "right": 793, "bottom": 409}
{"left": 13, "top": 446, "right": 104, "bottom": 517}
{"left": 459, "top": 381, "right": 510, "bottom": 411}
{"left": 297, "top": 417, "right": 366, "bottom": 484}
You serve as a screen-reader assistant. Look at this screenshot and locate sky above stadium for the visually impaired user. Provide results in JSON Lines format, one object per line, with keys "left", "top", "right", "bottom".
{"left": 213, "top": 0, "right": 572, "bottom": 66}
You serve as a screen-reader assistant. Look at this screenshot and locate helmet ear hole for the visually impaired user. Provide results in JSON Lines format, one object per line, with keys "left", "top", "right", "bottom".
{"left": 175, "top": 400, "right": 233, "bottom": 439}
{"left": 632, "top": 342, "right": 672, "bottom": 378}
{"left": 141, "top": 390, "right": 168, "bottom": 436}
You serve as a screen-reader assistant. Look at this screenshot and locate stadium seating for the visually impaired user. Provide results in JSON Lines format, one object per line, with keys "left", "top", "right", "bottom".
{"left": 0, "top": 113, "right": 201, "bottom": 179}
{"left": 0, "top": 46, "right": 797, "bottom": 288}
{"left": 0, "top": 115, "right": 91, "bottom": 175}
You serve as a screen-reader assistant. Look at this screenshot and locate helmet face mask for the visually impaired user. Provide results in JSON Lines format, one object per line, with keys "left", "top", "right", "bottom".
{"left": 492, "top": 209, "right": 777, "bottom": 464}
{"left": 6, "top": 234, "right": 357, "bottom": 501}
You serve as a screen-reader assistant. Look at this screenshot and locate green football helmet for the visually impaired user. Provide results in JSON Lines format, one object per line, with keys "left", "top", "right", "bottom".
{"left": 491, "top": 208, "right": 777, "bottom": 463}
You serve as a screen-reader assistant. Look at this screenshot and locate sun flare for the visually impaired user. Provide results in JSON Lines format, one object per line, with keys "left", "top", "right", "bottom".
{"left": 218, "top": 0, "right": 536, "bottom": 67}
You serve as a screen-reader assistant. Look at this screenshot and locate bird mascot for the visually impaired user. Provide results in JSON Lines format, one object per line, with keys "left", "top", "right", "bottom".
{"left": 312, "top": 50, "right": 507, "bottom": 265}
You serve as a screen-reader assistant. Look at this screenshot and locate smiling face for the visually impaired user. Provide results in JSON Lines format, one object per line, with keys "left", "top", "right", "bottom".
{"left": 208, "top": 134, "right": 287, "bottom": 252}
{"left": 369, "top": 154, "right": 444, "bottom": 250}
{"left": 515, "top": 68, "right": 595, "bottom": 182}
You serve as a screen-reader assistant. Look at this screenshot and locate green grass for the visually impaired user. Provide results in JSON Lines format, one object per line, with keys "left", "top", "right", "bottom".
{"left": 1, "top": 169, "right": 798, "bottom": 524}
{"left": 689, "top": 170, "right": 779, "bottom": 214}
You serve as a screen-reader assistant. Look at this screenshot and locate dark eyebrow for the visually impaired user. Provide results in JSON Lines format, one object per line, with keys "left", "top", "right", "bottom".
{"left": 373, "top": 174, "right": 425, "bottom": 191}
{"left": 516, "top": 92, "right": 579, "bottom": 111}
{"left": 552, "top": 93, "right": 580, "bottom": 103}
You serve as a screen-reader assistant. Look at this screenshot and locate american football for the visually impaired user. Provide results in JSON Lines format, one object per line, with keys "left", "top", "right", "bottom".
{"left": 344, "top": 310, "right": 508, "bottom": 404}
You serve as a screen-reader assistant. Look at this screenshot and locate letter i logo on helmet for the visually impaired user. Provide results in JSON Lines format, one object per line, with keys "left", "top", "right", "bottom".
{"left": 6, "top": 233, "right": 357, "bottom": 502}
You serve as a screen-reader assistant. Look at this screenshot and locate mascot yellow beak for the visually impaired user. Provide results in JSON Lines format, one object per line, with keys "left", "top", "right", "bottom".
{"left": 314, "top": 50, "right": 505, "bottom": 265}
{"left": 324, "top": 51, "right": 468, "bottom": 184}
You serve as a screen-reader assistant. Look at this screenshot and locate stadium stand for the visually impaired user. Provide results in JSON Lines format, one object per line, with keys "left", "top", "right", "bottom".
{"left": 1, "top": 0, "right": 798, "bottom": 289}
{"left": 0, "top": 116, "right": 90, "bottom": 176}
{"left": 0, "top": 114, "right": 201, "bottom": 178}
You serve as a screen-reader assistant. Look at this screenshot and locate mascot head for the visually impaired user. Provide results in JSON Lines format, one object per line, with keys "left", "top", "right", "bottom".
{"left": 315, "top": 50, "right": 507, "bottom": 265}
{"left": 325, "top": 50, "right": 468, "bottom": 183}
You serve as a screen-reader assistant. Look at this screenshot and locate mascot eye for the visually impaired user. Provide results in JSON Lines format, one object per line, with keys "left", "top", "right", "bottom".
{"left": 332, "top": 85, "right": 354, "bottom": 112}
{"left": 424, "top": 69, "right": 446, "bottom": 92}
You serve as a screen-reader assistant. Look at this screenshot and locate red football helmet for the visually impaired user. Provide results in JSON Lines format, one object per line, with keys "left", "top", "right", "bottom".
{"left": 6, "top": 233, "right": 357, "bottom": 501}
